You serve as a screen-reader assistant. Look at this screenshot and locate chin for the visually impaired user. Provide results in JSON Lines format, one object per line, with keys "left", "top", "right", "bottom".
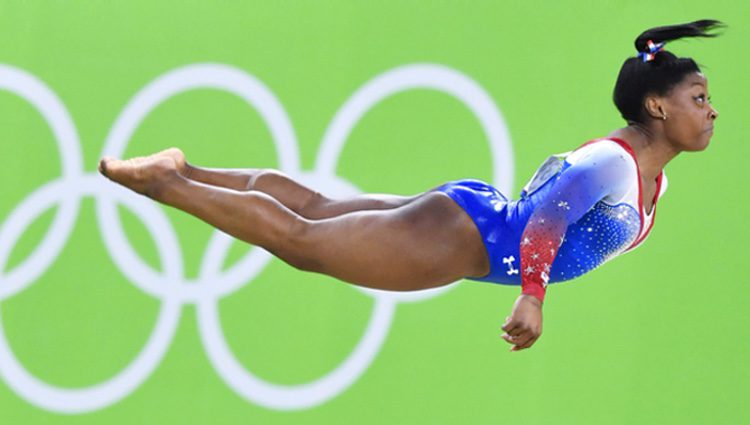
{"left": 693, "top": 136, "right": 712, "bottom": 151}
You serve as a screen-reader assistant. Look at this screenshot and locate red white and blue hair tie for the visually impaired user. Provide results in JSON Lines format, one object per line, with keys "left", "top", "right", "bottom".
{"left": 638, "top": 40, "right": 666, "bottom": 62}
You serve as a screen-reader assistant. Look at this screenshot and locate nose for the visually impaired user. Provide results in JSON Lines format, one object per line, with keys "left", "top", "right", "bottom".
{"left": 709, "top": 105, "right": 719, "bottom": 120}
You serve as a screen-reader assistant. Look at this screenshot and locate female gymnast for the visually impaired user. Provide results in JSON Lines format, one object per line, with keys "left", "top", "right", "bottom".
{"left": 99, "top": 20, "right": 722, "bottom": 352}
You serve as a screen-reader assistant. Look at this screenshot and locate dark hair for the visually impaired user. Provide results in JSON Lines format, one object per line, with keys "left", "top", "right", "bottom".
{"left": 612, "top": 20, "right": 725, "bottom": 123}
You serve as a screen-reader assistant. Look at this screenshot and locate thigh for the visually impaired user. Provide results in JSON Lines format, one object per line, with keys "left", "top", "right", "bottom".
{"left": 292, "top": 192, "right": 490, "bottom": 291}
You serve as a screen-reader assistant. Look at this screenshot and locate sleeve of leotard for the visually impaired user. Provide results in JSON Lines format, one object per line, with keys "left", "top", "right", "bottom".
{"left": 520, "top": 144, "right": 632, "bottom": 302}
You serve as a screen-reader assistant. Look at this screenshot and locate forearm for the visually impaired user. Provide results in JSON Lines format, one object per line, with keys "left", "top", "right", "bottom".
{"left": 520, "top": 215, "right": 565, "bottom": 302}
{"left": 519, "top": 194, "right": 579, "bottom": 302}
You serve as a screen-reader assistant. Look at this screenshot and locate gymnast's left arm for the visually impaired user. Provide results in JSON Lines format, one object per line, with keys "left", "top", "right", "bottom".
{"left": 501, "top": 146, "right": 631, "bottom": 351}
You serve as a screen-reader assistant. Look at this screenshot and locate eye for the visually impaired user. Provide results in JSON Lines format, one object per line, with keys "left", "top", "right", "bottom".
{"left": 694, "top": 94, "right": 707, "bottom": 105}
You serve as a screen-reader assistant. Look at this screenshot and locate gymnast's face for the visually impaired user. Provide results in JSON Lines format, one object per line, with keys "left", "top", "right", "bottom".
{"left": 654, "top": 72, "right": 719, "bottom": 152}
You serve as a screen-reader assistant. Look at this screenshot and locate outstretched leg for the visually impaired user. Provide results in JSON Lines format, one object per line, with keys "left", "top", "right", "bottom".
{"left": 152, "top": 148, "right": 422, "bottom": 219}
{"left": 99, "top": 154, "right": 489, "bottom": 290}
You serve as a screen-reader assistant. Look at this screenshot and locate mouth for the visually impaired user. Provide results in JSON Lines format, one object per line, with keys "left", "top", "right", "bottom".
{"left": 705, "top": 126, "right": 714, "bottom": 133}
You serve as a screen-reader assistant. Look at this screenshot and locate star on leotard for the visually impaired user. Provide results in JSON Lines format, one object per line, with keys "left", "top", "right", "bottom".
{"left": 524, "top": 266, "right": 536, "bottom": 274}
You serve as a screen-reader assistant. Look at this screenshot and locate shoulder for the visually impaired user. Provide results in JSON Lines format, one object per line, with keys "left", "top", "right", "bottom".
{"left": 560, "top": 139, "right": 639, "bottom": 202}
{"left": 562, "top": 139, "right": 637, "bottom": 183}
{"left": 566, "top": 139, "right": 636, "bottom": 171}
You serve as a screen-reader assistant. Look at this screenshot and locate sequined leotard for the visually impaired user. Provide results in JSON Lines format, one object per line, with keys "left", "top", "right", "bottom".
{"left": 436, "top": 137, "right": 667, "bottom": 300}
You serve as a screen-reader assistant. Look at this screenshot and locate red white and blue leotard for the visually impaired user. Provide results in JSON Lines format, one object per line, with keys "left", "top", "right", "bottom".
{"left": 436, "top": 137, "right": 667, "bottom": 301}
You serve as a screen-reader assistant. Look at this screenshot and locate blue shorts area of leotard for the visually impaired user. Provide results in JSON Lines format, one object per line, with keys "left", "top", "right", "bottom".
{"left": 435, "top": 177, "right": 642, "bottom": 286}
{"left": 434, "top": 179, "right": 525, "bottom": 285}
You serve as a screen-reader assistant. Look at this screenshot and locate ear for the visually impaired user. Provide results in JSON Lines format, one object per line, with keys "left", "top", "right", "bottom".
{"left": 643, "top": 95, "right": 666, "bottom": 120}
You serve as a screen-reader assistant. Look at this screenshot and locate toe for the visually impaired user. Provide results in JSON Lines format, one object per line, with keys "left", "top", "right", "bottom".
{"left": 98, "top": 157, "right": 111, "bottom": 176}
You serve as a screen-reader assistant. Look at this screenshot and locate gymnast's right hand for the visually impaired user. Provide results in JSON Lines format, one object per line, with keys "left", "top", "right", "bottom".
{"left": 501, "top": 294, "right": 543, "bottom": 352}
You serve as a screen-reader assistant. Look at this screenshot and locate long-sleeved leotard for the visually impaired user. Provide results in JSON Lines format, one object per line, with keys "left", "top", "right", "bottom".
{"left": 437, "top": 137, "right": 666, "bottom": 301}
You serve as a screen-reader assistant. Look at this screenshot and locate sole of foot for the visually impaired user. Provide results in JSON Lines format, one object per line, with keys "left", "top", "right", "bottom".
{"left": 99, "top": 154, "right": 179, "bottom": 198}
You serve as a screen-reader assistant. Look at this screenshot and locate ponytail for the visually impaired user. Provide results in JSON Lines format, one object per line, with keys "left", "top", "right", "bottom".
{"left": 634, "top": 19, "right": 724, "bottom": 55}
{"left": 612, "top": 20, "right": 725, "bottom": 123}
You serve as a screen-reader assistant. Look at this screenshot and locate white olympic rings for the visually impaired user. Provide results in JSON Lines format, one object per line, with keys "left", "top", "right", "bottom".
{"left": 0, "top": 63, "right": 513, "bottom": 413}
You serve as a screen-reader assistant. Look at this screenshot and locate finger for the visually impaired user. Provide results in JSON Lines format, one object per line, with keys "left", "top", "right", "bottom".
{"left": 522, "top": 335, "right": 540, "bottom": 349}
{"left": 501, "top": 320, "right": 515, "bottom": 332}
{"left": 506, "top": 325, "right": 525, "bottom": 337}
{"left": 501, "top": 333, "right": 516, "bottom": 345}
{"left": 511, "top": 342, "right": 529, "bottom": 352}
{"left": 514, "top": 336, "right": 539, "bottom": 351}
{"left": 500, "top": 317, "right": 510, "bottom": 330}
{"left": 510, "top": 332, "right": 533, "bottom": 348}
{"left": 501, "top": 318, "right": 519, "bottom": 331}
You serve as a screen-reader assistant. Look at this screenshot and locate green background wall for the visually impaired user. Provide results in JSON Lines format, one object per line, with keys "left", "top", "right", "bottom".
{"left": 1, "top": 1, "right": 748, "bottom": 423}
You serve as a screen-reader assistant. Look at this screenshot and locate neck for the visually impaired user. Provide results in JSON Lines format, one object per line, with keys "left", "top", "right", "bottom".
{"left": 609, "top": 122, "right": 680, "bottom": 182}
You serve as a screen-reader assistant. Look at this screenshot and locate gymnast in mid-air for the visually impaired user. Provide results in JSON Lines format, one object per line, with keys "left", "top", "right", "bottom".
{"left": 99, "top": 20, "right": 722, "bottom": 352}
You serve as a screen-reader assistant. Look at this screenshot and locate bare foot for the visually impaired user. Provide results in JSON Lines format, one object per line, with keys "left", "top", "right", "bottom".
{"left": 98, "top": 154, "right": 179, "bottom": 199}
{"left": 152, "top": 147, "right": 190, "bottom": 177}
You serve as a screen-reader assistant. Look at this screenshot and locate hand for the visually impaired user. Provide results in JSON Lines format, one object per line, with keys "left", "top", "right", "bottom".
{"left": 501, "top": 294, "right": 543, "bottom": 352}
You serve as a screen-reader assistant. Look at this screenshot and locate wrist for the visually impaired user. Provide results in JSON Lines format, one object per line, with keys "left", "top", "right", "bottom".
{"left": 519, "top": 292, "right": 544, "bottom": 306}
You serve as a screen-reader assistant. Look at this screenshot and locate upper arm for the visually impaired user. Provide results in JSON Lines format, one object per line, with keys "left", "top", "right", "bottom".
{"left": 519, "top": 142, "right": 634, "bottom": 300}
{"left": 538, "top": 142, "right": 633, "bottom": 224}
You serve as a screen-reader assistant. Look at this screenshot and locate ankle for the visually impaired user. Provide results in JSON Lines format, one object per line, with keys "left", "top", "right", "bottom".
{"left": 183, "top": 162, "right": 195, "bottom": 180}
{"left": 145, "top": 170, "right": 183, "bottom": 201}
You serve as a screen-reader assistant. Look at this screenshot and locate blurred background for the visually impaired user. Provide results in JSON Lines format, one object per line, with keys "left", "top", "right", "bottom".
{"left": 0, "top": 1, "right": 748, "bottom": 423}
